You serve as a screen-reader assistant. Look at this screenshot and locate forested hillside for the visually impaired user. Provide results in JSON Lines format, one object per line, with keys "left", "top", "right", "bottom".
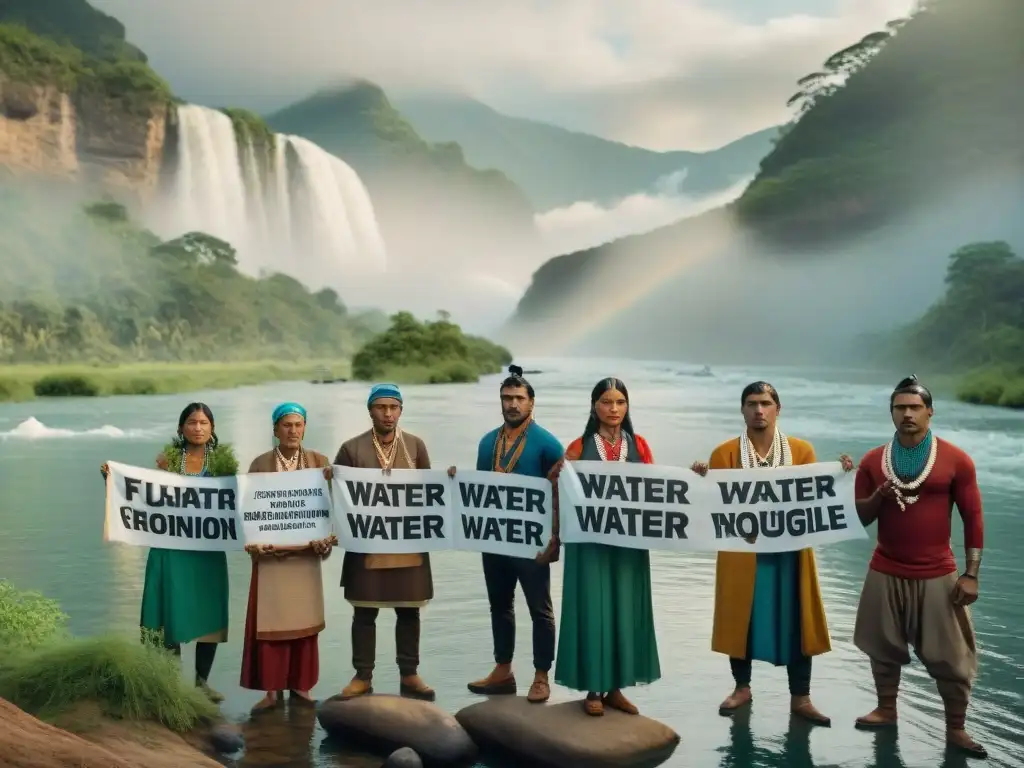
{"left": 735, "top": 0, "right": 1023, "bottom": 242}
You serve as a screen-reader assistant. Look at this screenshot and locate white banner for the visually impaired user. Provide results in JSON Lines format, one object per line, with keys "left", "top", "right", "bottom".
{"left": 236, "top": 468, "right": 333, "bottom": 545}
{"left": 104, "top": 461, "right": 243, "bottom": 551}
{"left": 558, "top": 460, "right": 866, "bottom": 553}
{"left": 451, "top": 470, "right": 553, "bottom": 558}
{"left": 331, "top": 467, "right": 453, "bottom": 554}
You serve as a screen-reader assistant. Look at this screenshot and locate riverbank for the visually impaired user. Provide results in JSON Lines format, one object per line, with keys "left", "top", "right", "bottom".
{"left": 0, "top": 360, "right": 351, "bottom": 402}
{"left": 955, "top": 369, "right": 1024, "bottom": 409}
{"left": 0, "top": 581, "right": 237, "bottom": 767}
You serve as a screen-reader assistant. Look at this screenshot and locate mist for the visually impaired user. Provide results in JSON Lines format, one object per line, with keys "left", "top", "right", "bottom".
{"left": 534, "top": 173, "right": 751, "bottom": 257}
{"left": 502, "top": 170, "right": 1024, "bottom": 366}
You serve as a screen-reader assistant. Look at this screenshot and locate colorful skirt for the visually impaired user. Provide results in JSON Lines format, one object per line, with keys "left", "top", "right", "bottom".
{"left": 554, "top": 543, "right": 661, "bottom": 692}
{"left": 140, "top": 548, "right": 229, "bottom": 645}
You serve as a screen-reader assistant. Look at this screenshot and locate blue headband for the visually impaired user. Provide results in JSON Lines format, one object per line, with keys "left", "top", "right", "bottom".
{"left": 368, "top": 383, "right": 402, "bottom": 407}
{"left": 272, "top": 402, "right": 307, "bottom": 425}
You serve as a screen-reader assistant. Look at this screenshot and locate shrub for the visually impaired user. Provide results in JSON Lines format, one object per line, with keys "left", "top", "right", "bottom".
{"left": 32, "top": 374, "right": 99, "bottom": 397}
{"left": 0, "top": 581, "right": 69, "bottom": 651}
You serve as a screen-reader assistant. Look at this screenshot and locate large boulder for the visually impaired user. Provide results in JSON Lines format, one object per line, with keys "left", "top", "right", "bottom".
{"left": 317, "top": 694, "right": 477, "bottom": 767}
{"left": 455, "top": 696, "right": 680, "bottom": 768}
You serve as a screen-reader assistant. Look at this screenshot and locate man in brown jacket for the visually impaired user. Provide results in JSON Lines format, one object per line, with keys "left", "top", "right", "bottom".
{"left": 333, "top": 383, "right": 435, "bottom": 700}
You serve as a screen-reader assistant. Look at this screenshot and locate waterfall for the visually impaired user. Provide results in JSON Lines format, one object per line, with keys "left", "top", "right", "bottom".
{"left": 151, "top": 104, "right": 387, "bottom": 290}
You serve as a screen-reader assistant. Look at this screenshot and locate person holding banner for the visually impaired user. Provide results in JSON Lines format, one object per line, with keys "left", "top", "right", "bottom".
{"left": 550, "top": 377, "right": 661, "bottom": 717}
{"left": 241, "top": 402, "right": 335, "bottom": 712}
{"left": 331, "top": 383, "right": 436, "bottom": 702}
{"left": 851, "top": 376, "right": 986, "bottom": 758}
{"left": 692, "top": 381, "right": 853, "bottom": 726}
{"left": 451, "top": 364, "right": 564, "bottom": 704}
{"left": 101, "top": 402, "right": 239, "bottom": 703}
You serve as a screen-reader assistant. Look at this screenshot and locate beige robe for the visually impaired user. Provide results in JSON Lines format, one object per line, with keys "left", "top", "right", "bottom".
{"left": 246, "top": 449, "right": 330, "bottom": 640}
{"left": 334, "top": 429, "right": 434, "bottom": 607}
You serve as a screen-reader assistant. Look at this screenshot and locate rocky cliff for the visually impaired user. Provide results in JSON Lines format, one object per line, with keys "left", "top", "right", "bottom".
{"left": 0, "top": 77, "right": 167, "bottom": 195}
{"left": 0, "top": 19, "right": 170, "bottom": 200}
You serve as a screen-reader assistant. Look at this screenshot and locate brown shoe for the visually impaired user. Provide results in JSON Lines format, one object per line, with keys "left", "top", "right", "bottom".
{"left": 791, "top": 695, "right": 830, "bottom": 726}
{"left": 467, "top": 665, "right": 517, "bottom": 695}
{"left": 526, "top": 672, "right": 550, "bottom": 703}
{"left": 583, "top": 694, "right": 603, "bottom": 716}
{"left": 197, "top": 679, "right": 224, "bottom": 703}
{"left": 603, "top": 689, "right": 639, "bottom": 715}
{"left": 718, "top": 687, "right": 752, "bottom": 716}
{"left": 946, "top": 728, "right": 987, "bottom": 758}
{"left": 854, "top": 706, "right": 898, "bottom": 730}
{"left": 400, "top": 674, "right": 436, "bottom": 701}
{"left": 341, "top": 677, "right": 373, "bottom": 699}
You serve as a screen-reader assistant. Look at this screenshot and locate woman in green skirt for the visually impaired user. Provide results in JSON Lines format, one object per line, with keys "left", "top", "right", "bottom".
{"left": 552, "top": 377, "right": 661, "bottom": 716}
{"left": 104, "top": 402, "right": 238, "bottom": 702}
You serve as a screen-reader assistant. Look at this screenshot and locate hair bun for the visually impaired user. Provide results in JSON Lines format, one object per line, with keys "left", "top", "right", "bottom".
{"left": 508, "top": 364, "right": 524, "bottom": 377}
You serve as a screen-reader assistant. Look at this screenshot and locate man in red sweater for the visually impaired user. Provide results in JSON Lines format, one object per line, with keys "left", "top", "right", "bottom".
{"left": 853, "top": 375, "right": 985, "bottom": 758}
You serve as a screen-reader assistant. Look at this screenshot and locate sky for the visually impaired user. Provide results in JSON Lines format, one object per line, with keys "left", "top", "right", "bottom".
{"left": 93, "top": 0, "right": 915, "bottom": 151}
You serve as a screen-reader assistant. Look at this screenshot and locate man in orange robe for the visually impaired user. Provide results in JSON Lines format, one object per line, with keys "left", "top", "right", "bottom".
{"left": 692, "top": 381, "right": 852, "bottom": 726}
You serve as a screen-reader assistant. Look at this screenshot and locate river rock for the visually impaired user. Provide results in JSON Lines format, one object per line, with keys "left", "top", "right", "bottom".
{"left": 207, "top": 723, "right": 244, "bottom": 754}
{"left": 318, "top": 694, "right": 477, "bottom": 767}
{"left": 455, "top": 696, "right": 680, "bottom": 768}
{"left": 383, "top": 747, "right": 424, "bottom": 768}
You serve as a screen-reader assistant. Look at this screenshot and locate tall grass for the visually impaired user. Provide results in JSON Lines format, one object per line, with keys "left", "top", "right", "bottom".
{"left": 0, "top": 359, "right": 351, "bottom": 402}
{"left": 0, "top": 581, "right": 217, "bottom": 732}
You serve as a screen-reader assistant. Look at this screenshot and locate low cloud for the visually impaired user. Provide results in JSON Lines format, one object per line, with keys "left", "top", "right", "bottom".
{"left": 535, "top": 173, "right": 752, "bottom": 255}
{"left": 93, "top": 0, "right": 914, "bottom": 149}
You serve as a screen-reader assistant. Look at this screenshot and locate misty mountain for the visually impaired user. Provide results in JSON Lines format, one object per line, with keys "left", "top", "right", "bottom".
{"left": 505, "top": 0, "right": 1024, "bottom": 364}
{"left": 393, "top": 93, "right": 779, "bottom": 212}
{"left": 266, "top": 81, "right": 541, "bottom": 269}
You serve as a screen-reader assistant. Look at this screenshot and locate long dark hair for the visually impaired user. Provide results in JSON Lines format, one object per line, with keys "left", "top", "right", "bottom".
{"left": 174, "top": 402, "right": 219, "bottom": 448}
{"left": 583, "top": 378, "right": 634, "bottom": 441}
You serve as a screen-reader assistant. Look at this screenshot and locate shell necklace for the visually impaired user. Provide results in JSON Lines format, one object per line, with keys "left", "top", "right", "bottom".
{"left": 740, "top": 429, "right": 792, "bottom": 469}
{"left": 594, "top": 432, "right": 628, "bottom": 462}
{"left": 882, "top": 432, "right": 938, "bottom": 511}
{"left": 275, "top": 446, "right": 305, "bottom": 472}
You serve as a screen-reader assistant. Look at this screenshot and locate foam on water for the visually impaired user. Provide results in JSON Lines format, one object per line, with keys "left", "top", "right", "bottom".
{"left": 0, "top": 417, "right": 155, "bottom": 440}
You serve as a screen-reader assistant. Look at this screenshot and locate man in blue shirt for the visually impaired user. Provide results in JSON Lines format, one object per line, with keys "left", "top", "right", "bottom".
{"left": 449, "top": 365, "right": 564, "bottom": 703}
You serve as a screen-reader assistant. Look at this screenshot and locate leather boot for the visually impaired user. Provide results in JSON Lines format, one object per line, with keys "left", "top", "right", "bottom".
{"left": 341, "top": 676, "right": 373, "bottom": 699}
{"left": 468, "top": 663, "right": 517, "bottom": 695}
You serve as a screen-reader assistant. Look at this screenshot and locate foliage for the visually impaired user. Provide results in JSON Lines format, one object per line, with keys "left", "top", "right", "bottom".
{"left": 33, "top": 373, "right": 98, "bottom": 397}
{"left": 161, "top": 442, "right": 240, "bottom": 476}
{"left": 0, "top": 23, "right": 170, "bottom": 109}
{"left": 0, "top": 581, "right": 217, "bottom": 732}
{"left": 0, "top": 190, "right": 382, "bottom": 371}
{"left": 735, "top": 0, "right": 1023, "bottom": 242}
{"left": 352, "top": 310, "right": 513, "bottom": 384}
{"left": 892, "top": 241, "right": 1024, "bottom": 408}
{"left": 0, "top": 581, "right": 69, "bottom": 651}
{"left": 220, "top": 106, "right": 275, "bottom": 152}
{"left": 0, "top": 0, "right": 147, "bottom": 62}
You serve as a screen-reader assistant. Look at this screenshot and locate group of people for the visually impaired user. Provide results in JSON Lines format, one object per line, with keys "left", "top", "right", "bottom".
{"left": 99, "top": 366, "right": 987, "bottom": 759}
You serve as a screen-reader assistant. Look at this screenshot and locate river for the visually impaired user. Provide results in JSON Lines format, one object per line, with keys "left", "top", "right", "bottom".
{"left": 1, "top": 359, "right": 1021, "bottom": 767}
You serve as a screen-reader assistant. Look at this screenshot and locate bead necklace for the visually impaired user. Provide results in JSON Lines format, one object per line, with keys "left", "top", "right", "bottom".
{"left": 372, "top": 428, "right": 412, "bottom": 470}
{"left": 882, "top": 431, "right": 937, "bottom": 511}
{"left": 594, "top": 432, "right": 628, "bottom": 462}
{"left": 739, "top": 429, "right": 792, "bottom": 469}
{"left": 492, "top": 421, "right": 530, "bottom": 473}
{"left": 275, "top": 446, "right": 305, "bottom": 472}
{"left": 178, "top": 442, "right": 210, "bottom": 476}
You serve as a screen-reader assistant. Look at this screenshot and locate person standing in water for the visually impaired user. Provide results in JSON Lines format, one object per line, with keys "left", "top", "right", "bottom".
{"left": 332, "top": 383, "right": 436, "bottom": 701}
{"left": 450, "top": 365, "right": 564, "bottom": 703}
{"left": 103, "top": 402, "right": 238, "bottom": 702}
{"left": 241, "top": 402, "right": 336, "bottom": 712}
{"left": 691, "top": 381, "right": 853, "bottom": 726}
{"left": 852, "top": 376, "right": 986, "bottom": 758}
{"left": 549, "top": 377, "right": 661, "bottom": 716}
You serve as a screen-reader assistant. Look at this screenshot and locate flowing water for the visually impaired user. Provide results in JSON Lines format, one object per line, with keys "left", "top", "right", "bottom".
{"left": 148, "top": 104, "right": 387, "bottom": 285}
{"left": 1, "top": 359, "right": 1022, "bottom": 767}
